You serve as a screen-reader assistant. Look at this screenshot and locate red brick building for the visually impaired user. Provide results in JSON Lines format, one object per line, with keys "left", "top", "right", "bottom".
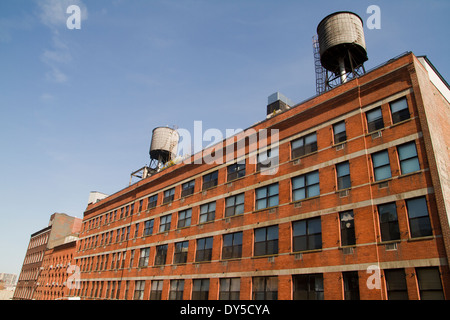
{"left": 70, "top": 52, "right": 450, "bottom": 300}
{"left": 13, "top": 213, "right": 81, "bottom": 300}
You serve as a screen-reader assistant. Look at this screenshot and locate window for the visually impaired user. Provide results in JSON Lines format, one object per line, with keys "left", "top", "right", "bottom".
{"left": 257, "top": 148, "right": 279, "bottom": 171}
{"left": 174, "top": 241, "right": 189, "bottom": 264}
{"left": 416, "top": 267, "right": 444, "bottom": 300}
{"left": 169, "top": 280, "right": 184, "bottom": 300}
{"left": 219, "top": 278, "right": 240, "bottom": 300}
{"left": 378, "top": 203, "right": 400, "bottom": 241}
{"left": 159, "top": 214, "right": 172, "bottom": 233}
{"left": 143, "top": 219, "right": 154, "bottom": 236}
{"left": 222, "top": 232, "right": 243, "bottom": 260}
{"left": 203, "top": 171, "right": 218, "bottom": 190}
{"left": 252, "top": 276, "right": 277, "bottom": 300}
{"left": 225, "top": 193, "right": 245, "bottom": 217}
{"left": 406, "top": 197, "right": 432, "bottom": 238}
{"left": 366, "top": 107, "right": 384, "bottom": 132}
{"left": 292, "top": 171, "right": 320, "bottom": 201}
{"left": 138, "top": 248, "right": 150, "bottom": 267}
{"left": 133, "top": 280, "right": 145, "bottom": 300}
{"left": 254, "top": 225, "right": 278, "bottom": 256}
{"left": 150, "top": 280, "right": 163, "bottom": 300}
{"left": 181, "top": 180, "right": 195, "bottom": 197}
{"left": 343, "top": 271, "right": 360, "bottom": 300}
{"left": 336, "top": 162, "right": 351, "bottom": 190}
{"left": 177, "top": 209, "right": 192, "bottom": 228}
{"left": 192, "top": 279, "right": 209, "bottom": 300}
{"left": 196, "top": 237, "right": 213, "bottom": 262}
{"left": 291, "top": 133, "right": 318, "bottom": 159}
{"left": 385, "top": 269, "right": 408, "bottom": 300}
{"left": 292, "top": 217, "right": 322, "bottom": 252}
{"left": 333, "top": 121, "right": 347, "bottom": 144}
{"left": 292, "top": 274, "right": 324, "bottom": 300}
{"left": 340, "top": 210, "right": 355, "bottom": 246}
{"left": 147, "top": 195, "right": 157, "bottom": 209}
{"left": 372, "top": 150, "right": 392, "bottom": 181}
{"left": 199, "top": 202, "right": 216, "bottom": 223}
{"left": 255, "top": 183, "right": 279, "bottom": 210}
{"left": 134, "top": 223, "right": 140, "bottom": 238}
{"left": 154, "top": 244, "right": 168, "bottom": 266}
{"left": 390, "top": 97, "right": 410, "bottom": 124}
{"left": 163, "top": 187, "right": 175, "bottom": 204}
{"left": 397, "top": 142, "right": 420, "bottom": 175}
{"left": 227, "top": 162, "right": 246, "bottom": 181}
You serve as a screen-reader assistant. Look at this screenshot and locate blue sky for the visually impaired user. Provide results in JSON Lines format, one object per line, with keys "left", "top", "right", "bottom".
{"left": 0, "top": 0, "right": 449, "bottom": 275}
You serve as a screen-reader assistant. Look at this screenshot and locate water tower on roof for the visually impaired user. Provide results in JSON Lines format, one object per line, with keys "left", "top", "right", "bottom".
{"left": 313, "top": 11, "right": 368, "bottom": 94}
{"left": 149, "top": 126, "right": 179, "bottom": 170}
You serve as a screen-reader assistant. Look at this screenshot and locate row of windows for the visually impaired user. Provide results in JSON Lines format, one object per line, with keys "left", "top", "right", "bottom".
{"left": 79, "top": 140, "right": 423, "bottom": 252}
{"left": 71, "top": 266, "right": 444, "bottom": 300}
{"left": 77, "top": 196, "right": 433, "bottom": 273}
{"left": 83, "top": 97, "right": 412, "bottom": 232}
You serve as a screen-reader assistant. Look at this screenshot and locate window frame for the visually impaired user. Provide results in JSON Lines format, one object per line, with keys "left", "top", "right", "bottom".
{"left": 202, "top": 170, "right": 218, "bottom": 190}
{"left": 292, "top": 274, "right": 324, "bottom": 300}
{"left": 225, "top": 193, "right": 245, "bottom": 217}
{"left": 222, "top": 232, "right": 243, "bottom": 260}
{"left": 177, "top": 208, "right": 192, "bottom": 228}
{"left": 227, "top": 162, "right": 246, "bottom": 181}
{"left": 181, "top": 180, "right": 195, "bottom": 197}
{"left": 292, "top": 217, "right": 322, "bottom": 252}
{"left": 366, "top": 107, "right": 384, "bottom": 133}
{"left": 291, "top": 133, "right": 318, "bottom": 159}
{"left": 254, "top": 225, "right": 278, "bottom": 256}
{"left": 159, "top": 214, "right": 172, "bottom": 233}
{"left": 255, "top": 183, "right": 279, "bottom": 210}
{"left": 333, "top": 121, "right": 347, "bottom": 144}
{"left": 173, "top": 241, "right": 189, "bottom": 264}
{"left": 340, "top": 210, "right": 356, "bottom": 246}
{"left": 292, "top": 171, "right": 320, "bottom": 202}
{"left": 163, "top": 187, "right": 175, "bottom": 204}
{"left": 154, "top": 244, "right": 168, "bottom": 266}
{"left": 199, "top": 201, "right": 216, "bottom": 223}
{"left": 371, "top": 150, "right": 392, "bottom": 181}
{"left": 378, "top": 202, "right": 400, "bottom": 242}
{"left": 406, "top": 197, "right": 432, "bottom": 238}
{"left": 196, "top": 237, "right": 214, "bottom": 262}
{"left": 397, "top": 142, "right": 420, "bottom": 175}
{"left": 390, "top": 97, "right": 410, "bottom": 124}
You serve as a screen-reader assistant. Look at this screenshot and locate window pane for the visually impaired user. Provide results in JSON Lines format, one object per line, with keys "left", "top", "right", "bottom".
{"left": 373, "top": 151, "right": 389, "bottom": 167}
{"left": 375, "top": 166, "right": 392, "bottom": 181}
{"left": 336, "top": 162, "right": 350, "bottom": 177}
{"left": 406, "top": 197, "right": 429, "bottom": 218}
{"left": 401, "top": 158, "right": 420, "bottom": 174}
{"left": 307, "top": 171, "right": 319, "bottom": 185}
{"left": 308, "top": 185, "right": 320, "bottom": 197}
{"left": 256, "top": 188, "right": 267, "bottom": 199}
{"left": 268, "top": 195, "right": 279, "bottom": 207}
{"left": 305, "top": 134, "right": 317, "bottom": 145}
{"left": 308, "top": 218, "right": 321, "bottom": 234}
{"left": 334, "top": 121, "right": 346, "bottom": 134}
{"left": 293, "top": 189, "right": 306, "bottom": 201}
{"left": 267, "top": 226, "right": 278, "bottom": 241}
{"left": 398, "top": 143, "right": 417, "bottom": 160}
{"left": 292, "top": 176, "right": 305, "bottom": 189}
{"left": 390, "top": 98, "right": 408, "bottom": 113}
{"left": 293, "top": 221, "right": 306, "bottom": 237}
{"left": 367, "top": 108, "right": 382, "bottom": 122}
{"left": 292, "top": 138, "right": 304, "bottom": 149}
{"left": 255, "top": 228, "right": 266, "bottom": 242}
{"left": 268, "top": 184, "right": 279, "bottom": 196}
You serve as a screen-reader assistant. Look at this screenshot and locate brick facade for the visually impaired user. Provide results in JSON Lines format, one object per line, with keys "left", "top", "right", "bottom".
{"left": 70, "top": 52, "right": 450, "bottom": 300}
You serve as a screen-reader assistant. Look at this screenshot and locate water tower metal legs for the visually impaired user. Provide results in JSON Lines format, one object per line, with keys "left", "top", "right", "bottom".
{"left": 338, "top": 57, "right": 347, "bottom": 84}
